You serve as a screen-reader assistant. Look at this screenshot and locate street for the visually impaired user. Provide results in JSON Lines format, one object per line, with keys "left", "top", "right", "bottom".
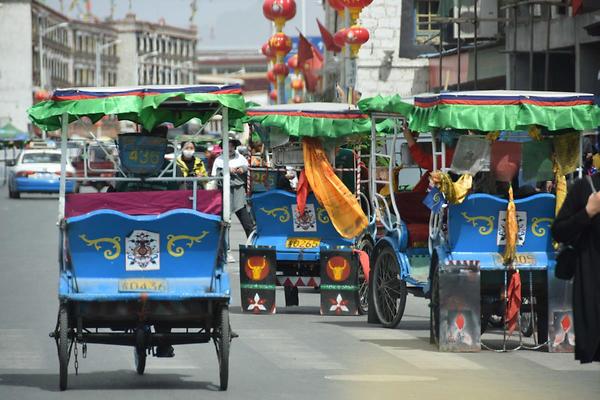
{"left": 0, "top": 188, "right": 598, "bottom": 400}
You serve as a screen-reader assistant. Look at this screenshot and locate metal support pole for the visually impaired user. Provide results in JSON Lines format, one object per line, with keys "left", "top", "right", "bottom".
{"left": 513, "top": 6, "right": 518, "bottom": 89}
{"left": 95, "top": 42, "right": 101, "bottom": 87}
{"left": 544, "top": 3, "right": 551, "bottom": 90}
{"left": 439, "top": 23, "right": 444, "bottom": 93}
{"left": 529, "top": 2, "right": 534, "bottom": 91}
{"left": 58, "top": 112, "right": 68, "bottom": 222}
{"left": 38, "top": 20, "right": 44, "bottom": 90}
{"left": 457, "top": 1, "right": 462, "bottom": 91}
{"left": 222, "top": 107, "right": 231, "bottom": 224}
{"left": 474, "top": 0, "right": 478, "bottom": 90}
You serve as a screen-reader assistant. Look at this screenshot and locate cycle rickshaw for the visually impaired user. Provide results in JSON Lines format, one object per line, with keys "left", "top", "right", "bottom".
{"left": 27, "top": 84, "right": 246, "bottom": 389}
{"left": 358, "top": 90, "right": 600, "bottom": 351}
{"left": 239, "top": 102, "right": 375, "bottom": 315}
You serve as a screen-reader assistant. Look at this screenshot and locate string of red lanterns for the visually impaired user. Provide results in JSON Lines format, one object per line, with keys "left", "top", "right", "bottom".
{"left": 263, "top": 0, "right": 296, "bottom": 104}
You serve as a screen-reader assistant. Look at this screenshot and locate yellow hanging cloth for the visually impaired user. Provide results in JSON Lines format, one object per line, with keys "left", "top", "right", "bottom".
{"left": 430, "top": 171, "right": 473, "bottom": 204}
{"left": 554, "top": 171, "right": 567, "bottom": 216}
{"left": 378, "top": 166, "right": 402, "bottom": 197}
{"left": 302, "top": 138, "right": 368, "bottom": 239}
{"left": 503, "top": 185, "right": 517, "bottom": 265}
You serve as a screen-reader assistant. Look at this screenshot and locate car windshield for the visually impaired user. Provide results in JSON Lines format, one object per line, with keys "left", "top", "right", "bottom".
{"left": 22, "top": 152, "right": 61, "bottom": 164}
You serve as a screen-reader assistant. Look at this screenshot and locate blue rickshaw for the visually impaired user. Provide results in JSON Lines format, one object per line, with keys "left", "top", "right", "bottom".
{"left": 28, "top": 85, "right": 247, "bottom": 390}
{"left": 359, "top": 90, "right": 600, "bottom": 352}
{"left": 240, "top": 103, "right": 375, "bottom": 315}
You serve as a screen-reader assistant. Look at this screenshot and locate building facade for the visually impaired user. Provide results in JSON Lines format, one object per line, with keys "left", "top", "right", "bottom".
{"left": 0, "top": 0, "right": 199, "bottom": 132}
{"left": 111, "top": 14, "right": 197, "bottom": 86}
{"left": 71, "top": 20, "right": 119, "bottom": 87}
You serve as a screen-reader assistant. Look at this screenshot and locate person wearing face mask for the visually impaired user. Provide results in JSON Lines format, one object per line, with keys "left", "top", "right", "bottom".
{"left": 212, "top": 136, "right": 255, "bottom": 262}
{"left": 176, "top": 141, "right": 207, "bottom": 181}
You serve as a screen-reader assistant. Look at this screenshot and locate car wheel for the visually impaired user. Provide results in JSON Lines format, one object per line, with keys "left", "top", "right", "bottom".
{"left": 8, "top": 186, "right": 20, "bottom": 199}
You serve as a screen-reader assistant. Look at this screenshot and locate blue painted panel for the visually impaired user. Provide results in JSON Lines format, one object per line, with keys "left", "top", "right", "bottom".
{"left": 250, "top": 190, "right": 352, "bottom": 260}
{"left": 66, "top": 210, "right": 223, "bottom": 288}
{"left": 448, "top": 193, "right": 556, "bottom": 254}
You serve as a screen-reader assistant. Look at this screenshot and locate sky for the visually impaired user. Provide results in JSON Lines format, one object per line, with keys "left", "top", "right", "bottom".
{"left": 43, "top": 0, "right": 325, "bottom": 50}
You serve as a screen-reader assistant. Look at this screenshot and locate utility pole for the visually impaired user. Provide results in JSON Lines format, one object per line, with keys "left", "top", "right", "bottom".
{"left": 95, "top": 39, "right": 120, "bottom": 86}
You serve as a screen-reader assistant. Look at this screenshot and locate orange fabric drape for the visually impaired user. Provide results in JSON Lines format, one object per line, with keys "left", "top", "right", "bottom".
{"left": 353, "top": 249, "right": 370, "bottom": 283}
{"left": 506, "top": 270, "right": 522, "bottom": 335}
{"left": 503, "top": 185, "right": 517, "bottom": 265}
{"left": 302, "top": 138, "right": 368, "bottom": 239}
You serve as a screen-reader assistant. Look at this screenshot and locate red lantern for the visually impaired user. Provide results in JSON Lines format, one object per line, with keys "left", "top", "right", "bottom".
{"left": 272, "top": 63, "right": 289, "bottom": 78}
{"left": 339, "top": 0, "right": 372, "bottom": 22}
{"left": 261, "top": 42, "right": 274, "bottom": 59}
{"left": 286, "top": 54, "right": 299, "bottom": 72}
{"left": 269, "top": 33, "right": 293, "bottom": 59}
{"left": 344, "top": 25, "right": 370, "bottom": 57}
{"left": 333, "top": 28, "right": 349, "bottom": 49}
{"left": 293, "top": 95, "right": 302, "bottom": 103}
{"left": 263, "top": 0, "right": 296, "bottom": 32}
{"left": 34, "top": 89, "right": 50, "bottom": 101}
{"left": 327, "top": 0, "right": 345, "bottom": 12}
{"left": 269, "top": 89, "right": 278, "bottom": 101}
{"left": 267, "top": 69, "right": 276, "bottom": 83}
{"left": 291, "top": 78, "right": 304, "bottom": 91}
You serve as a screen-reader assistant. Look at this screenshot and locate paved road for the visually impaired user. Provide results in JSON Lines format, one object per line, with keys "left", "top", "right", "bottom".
{"left": 0, "top": 188, "right": 598, "bottom": 400}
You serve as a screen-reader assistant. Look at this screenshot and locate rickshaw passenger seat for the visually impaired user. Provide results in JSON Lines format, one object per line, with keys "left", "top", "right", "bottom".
{"left": 393, "top": 192, "right": 431, "bottom": 248}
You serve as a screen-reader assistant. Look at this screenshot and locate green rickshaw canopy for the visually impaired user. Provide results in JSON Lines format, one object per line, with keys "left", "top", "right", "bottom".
{"left": 244, "top": 102, "right": 372, "bottom": 139}
{"left": 27, "top": 85, "right": 247, "bottom": 132}
{"left": 360, "top": 90, "right": 600, "bottom": 133}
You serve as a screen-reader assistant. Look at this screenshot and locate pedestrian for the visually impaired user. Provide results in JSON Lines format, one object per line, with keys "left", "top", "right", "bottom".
{"left": 176, "top": 141, "right": 207, "bottom": 188}
{"left": 211, "top": 135, "right": 255, "bottom": 262}
{"left": 551, "top": 171, "right": 600, "bottom": 363}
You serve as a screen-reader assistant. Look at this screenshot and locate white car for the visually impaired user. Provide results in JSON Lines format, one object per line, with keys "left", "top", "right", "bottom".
{"left": 7, "top": 149, "right": 77, "bottom": 199}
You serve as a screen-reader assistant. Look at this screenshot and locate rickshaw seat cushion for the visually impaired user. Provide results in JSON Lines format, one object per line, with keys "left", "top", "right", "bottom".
{"left": 394, "top": 192, "right": 430, "bottom": 224}
{"left": 65, "top": 190, "right": 222, "bottom": 217}
{"left": 406, "top": 223, "right": 429, "bottom": 247}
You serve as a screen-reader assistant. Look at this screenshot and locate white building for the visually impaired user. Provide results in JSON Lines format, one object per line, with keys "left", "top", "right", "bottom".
{"left": 355, "top": 0, "right": 429, "bottom": 98}
{"left": 111, "top": 14, "right": 197, "bottom": 86}
{"left": 0, "top": 0, "right": 34, "bottom": 132}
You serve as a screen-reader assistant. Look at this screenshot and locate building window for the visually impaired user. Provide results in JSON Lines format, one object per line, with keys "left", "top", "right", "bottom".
{"left": 415, "top": 0, "right": 440, "bottom": 44}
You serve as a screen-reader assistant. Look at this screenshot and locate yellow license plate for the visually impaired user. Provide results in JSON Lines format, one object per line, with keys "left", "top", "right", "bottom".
{"left": 118, "top": 279, "right": 167, "bottom": 292}
{"left": 285, "top": 238, "right": 320, "bottom": 249}
{"left": 494, "top": 253, "right": 537, "bottom": 266}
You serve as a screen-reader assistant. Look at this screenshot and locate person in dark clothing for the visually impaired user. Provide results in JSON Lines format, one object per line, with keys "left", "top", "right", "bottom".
{"left": 551, "top": 172, "right": 600, "bottom": 363}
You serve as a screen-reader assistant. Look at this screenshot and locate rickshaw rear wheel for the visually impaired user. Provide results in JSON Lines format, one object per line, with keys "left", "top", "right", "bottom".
{"left": 215, "top": 306, "right": 230, "bottom": 391}
{"left": 58, "top": 304, "right": 70, "bottom": 391}
{"left": 357, "top": 237, "right": 373, "bottom": 315}
{"left": 372, "top": 247, "right": 407, "bottom": 328}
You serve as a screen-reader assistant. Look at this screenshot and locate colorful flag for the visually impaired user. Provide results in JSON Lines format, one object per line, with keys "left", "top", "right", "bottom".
{"left": 573, "top": 0, "right": 583, "bottom": 16}
{"left": 553, "top": 132, "right": 580, "bottom": 175}
{"left": 450, "top": 136, "right": 491, "bottom": 175}
{"left": 521, "top": 139, "right": 554, "bottom": 184}
{"left": 297, "top": 33, "right": 314, "bottom": 71}
{"left": 491, "top": 141, "right": 522, "bottom": 182}
{"left": 317, "top": 19, "right": 342, "bottom": 53}
{"left": 423, "top": 187, "right": 446, "bottom": 213}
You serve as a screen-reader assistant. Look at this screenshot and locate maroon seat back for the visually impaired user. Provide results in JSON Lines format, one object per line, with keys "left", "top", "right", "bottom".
{"left": 65, "top": 190, "right": 222, "bottom": 218}
{"left": 394, "top": 192, "right": 431, "bottom": 224}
